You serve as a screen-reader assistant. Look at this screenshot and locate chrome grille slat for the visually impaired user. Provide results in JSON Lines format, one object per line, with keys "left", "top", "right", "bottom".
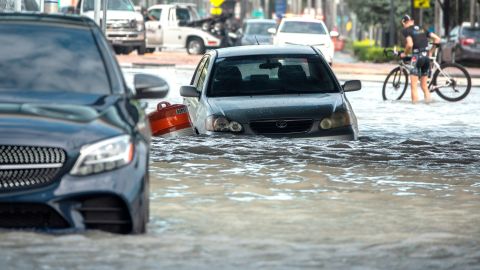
{"left": 250, "top": 119, "right": 314, "bottom": 134}
{"left": 0, "top": 145, "right": 66, "bottom": 192}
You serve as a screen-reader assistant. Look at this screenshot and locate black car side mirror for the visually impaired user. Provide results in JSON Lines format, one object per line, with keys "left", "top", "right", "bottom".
{"left": 180, "top": 85, "right": 200, "bottom": 97}
{"left": 134, "top": 74, "right": 169, "bottom": 99}
{"left": 342, "top": 80, "right": 361, "bottom": 92}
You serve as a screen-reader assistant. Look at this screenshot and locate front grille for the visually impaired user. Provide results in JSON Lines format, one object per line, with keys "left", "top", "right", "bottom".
{"left": 250, "top": 119, "right": 314, "bottom": 134}
{"left": 0, "top": 146, "right": 66, "bottom": 192}
{"left": 0, "top": 203, "right": 69, "bottom": 229}
{"left": 78, "top": 196, "right": 132, "bottom": 234}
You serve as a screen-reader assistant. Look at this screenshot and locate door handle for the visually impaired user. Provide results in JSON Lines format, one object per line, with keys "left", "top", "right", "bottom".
{"left": 158, "top": 25, "right": 162, "bottom": 29}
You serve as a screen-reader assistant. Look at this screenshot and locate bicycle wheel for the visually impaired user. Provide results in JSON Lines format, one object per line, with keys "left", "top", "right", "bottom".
{"left": 431, "top": 63, "right": 471, "bottom": 102}
{"left": 382, "top": 67, "right": 409, "bottom": 100}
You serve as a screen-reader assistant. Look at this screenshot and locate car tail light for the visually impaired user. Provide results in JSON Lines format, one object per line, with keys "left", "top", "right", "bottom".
{"left": 460, "top": 38, "right": 475, "bottom": 46}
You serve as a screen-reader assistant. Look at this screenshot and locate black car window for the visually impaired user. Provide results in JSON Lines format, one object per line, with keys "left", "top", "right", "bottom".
{"left": 191, "top": 56, "right": 208, "bottom": 86}
{"left": 0, "top": 23, "right": 111, "bottom": 94}
{"left": 176, "top": 8, "right": 191, "bottom": 21}
{"left": 462, "top": 27, "right": 480, "bottom": 39}
{"left": 245, "top": 22, "right": 276, "bottom": 35}
{"left": 196, "top": 57, "right": 210, "bottom": 92}
{"left": 280, "top": 21, "right": 326, "bottom": 34}
{"left": 148, "top": 8, "right": 162, "bottom": 21}
{"left": 208, "top": 55, "right": 338, "bottom": 97}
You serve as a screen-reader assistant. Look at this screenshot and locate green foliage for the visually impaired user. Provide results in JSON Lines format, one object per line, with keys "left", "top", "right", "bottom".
{"left": 345, "top": 0, "right": 410, "bottom": 26}
{"left": 352, "top": 40, "right": 393, "bottom": 63}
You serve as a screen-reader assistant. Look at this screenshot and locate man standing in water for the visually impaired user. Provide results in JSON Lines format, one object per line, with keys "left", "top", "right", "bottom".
{"left": 400, "top": 15, "right": 441, "bottom": 104}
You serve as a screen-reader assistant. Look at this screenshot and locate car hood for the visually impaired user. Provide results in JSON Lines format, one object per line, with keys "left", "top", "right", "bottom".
{"left": 207, "top": 93, "right": 344, "bottom": 123}
{"left": 0, "top": 92, "right": 130, "bottom": 149}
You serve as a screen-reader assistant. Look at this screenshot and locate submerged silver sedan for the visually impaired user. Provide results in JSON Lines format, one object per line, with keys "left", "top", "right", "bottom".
{"left": 180, "top": 45, "right": 361, "bottom": 139}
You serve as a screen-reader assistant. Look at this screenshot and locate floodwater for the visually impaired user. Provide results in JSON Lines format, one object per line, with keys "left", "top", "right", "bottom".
{"left": 1, "top": 66, "right": 479, "bottom": 269}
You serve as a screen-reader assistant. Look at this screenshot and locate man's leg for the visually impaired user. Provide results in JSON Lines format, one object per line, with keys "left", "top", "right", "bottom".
{"left": 420, "top": 75, "right": 431, "bottom": 103}
{"left": 410, "top": 75, "right": 419, "bottom": 103}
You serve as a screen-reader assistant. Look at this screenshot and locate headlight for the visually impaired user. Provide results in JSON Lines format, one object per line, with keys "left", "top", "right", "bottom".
{"left": 206, "top": 116, "right": 243, "bottom": 133}
{"left": 70, "top": 135, "right": 134, "bottom": 176}
{"left": 137, "top": 22, "right": 145, "bottom": 32}
{"left": 319, "top": 111, "right": 351, "bottom": 130}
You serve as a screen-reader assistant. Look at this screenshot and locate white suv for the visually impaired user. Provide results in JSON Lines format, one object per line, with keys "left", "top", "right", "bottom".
{"left": 271, "top": 17, "right": 336, "bottom": 65}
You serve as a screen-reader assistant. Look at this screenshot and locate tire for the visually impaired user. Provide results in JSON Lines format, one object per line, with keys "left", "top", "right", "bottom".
{"left": 113, "top": 46, "right": 124, "bottom": 55}
{"left": 137, "top": 42, "right": 146, "bottom": 55}
{"left": 382, "top": 67, "right": 409, "bottom": 101}
{"left": 187, "top": 37, "right": 205, "bottom": 55}
{"left": 432, "top": 63, "right": 471, "bottom": 102}
{"left": 133, "top": 174, "right": 149, "bottom": 234}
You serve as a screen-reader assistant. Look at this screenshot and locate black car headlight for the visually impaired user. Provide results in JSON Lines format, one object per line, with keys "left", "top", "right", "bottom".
{"left": 206, "top": 116, "right": 243, "bottom": 133}
{"left": 70, "top": 135, "right": 134, "bottom": 176}
{"left": 319, "top": 111, "right": 351, "bottom": 130}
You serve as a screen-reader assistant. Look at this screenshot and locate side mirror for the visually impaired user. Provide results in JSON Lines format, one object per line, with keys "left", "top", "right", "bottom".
{"left": 342, "top": 80, "right": 361, "bottom": 92}
{"left": 134, "top": 74, "right": 169, "bottom": 99}
{"left": 330, "top": 30, "right": 339, "bottom": 37}
{"left": 180, "top": 85, "right": 200, "bottom": 98}
{"left": 267, "top": 27, "right": 277, "bottom": 35}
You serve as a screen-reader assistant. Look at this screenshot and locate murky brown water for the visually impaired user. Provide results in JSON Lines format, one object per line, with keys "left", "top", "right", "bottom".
{"left": 1, "top": 68, "right": 479, "bottom": 269}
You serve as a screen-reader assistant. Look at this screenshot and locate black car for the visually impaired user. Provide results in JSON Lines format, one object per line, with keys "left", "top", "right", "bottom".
{"left": 0, "top": 13, "right": 168, "bottom": 234}
{"left": 441, "top": 22, "right": 480, "bottom": 63}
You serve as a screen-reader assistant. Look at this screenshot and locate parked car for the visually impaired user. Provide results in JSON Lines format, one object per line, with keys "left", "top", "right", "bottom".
{"left": 441, "top": 22, "right": 480, "bottom": 63}
{"left": 269, "top": 17, "right": 337, "bottom": 65}
{"left": 0, "top": 13, "right": 168, "bottom": 234}
{"left": 180, "top": 45, "right": 361, "bottom": 139}
{"left": 145, "top": 4, "right": 222, "bottom": 54}
{"left": 77, "top": 0, "right": 146, "bottom": 55}
{"left": 237, "top": 19, "right": 277, "bottom": 45}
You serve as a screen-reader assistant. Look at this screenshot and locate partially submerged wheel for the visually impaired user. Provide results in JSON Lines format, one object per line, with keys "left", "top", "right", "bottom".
{"left": 382, "top": 67, "right": 409, "bottom": 100}
{"left": 187, "top": 37, "right": 205, "bottom": 55}
{"left": 432, "top": 63, "right": 471, "bottom": 102}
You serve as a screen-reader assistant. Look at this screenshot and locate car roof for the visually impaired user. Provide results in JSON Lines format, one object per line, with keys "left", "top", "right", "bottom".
{"left": 215, "top": 45, "right": 317, "bottom": 58}
{"left": 149, "top": 4, "right": 195, "bottom": 9}
{"left": 244, "top": 19, "right": 276, "bottom": 24}
{"left": 0, "top": 12, "right": 94, "bottom": 27}
{"left": 281, "top": 17, "right": 325, "bottom": 23}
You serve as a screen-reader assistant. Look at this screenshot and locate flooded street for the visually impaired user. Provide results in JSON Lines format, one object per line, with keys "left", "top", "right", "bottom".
{"left": 1, "top": 66, "right": 479, "bottom": 269}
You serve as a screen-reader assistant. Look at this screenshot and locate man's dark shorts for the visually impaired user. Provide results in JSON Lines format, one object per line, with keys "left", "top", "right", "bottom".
{"left": 409, "top": 51, "right": 430, "bottom": 77}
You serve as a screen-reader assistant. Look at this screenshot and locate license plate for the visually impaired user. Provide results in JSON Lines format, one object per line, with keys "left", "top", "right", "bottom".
{"left": 112, "top": 39, "right": 122, "bottom": 45}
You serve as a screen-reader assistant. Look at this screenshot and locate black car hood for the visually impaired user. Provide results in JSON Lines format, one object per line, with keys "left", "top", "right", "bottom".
{"left": 0, "top": 92, "right": 130, "bottom": 149}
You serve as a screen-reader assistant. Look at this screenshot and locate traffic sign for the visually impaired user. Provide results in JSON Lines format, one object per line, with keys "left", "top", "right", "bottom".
{"left": 211, "top": 7, "right": 222, "bottom": 15}
{"left": 414, "top": 0, "right": 430, "bottom": 9}
{"left": 210, "top": 0, "right": 224, "bottom": 8}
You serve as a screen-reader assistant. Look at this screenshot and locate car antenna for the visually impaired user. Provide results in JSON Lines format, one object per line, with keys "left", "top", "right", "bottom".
{"left": 255, "top": 36, "right": 260, "bottom": 45}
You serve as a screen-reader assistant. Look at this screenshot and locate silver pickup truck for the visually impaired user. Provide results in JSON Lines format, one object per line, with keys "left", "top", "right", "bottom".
{"left": 77, "top": 0, "right": 146, "bottom": 55}
{"left": 145, "top": 4, "right": 222, "bottom": 55}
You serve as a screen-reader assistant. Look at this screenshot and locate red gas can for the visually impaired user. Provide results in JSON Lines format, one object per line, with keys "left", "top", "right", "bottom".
{"left": 148, "top": 102, "right": 194, "bottom": 137}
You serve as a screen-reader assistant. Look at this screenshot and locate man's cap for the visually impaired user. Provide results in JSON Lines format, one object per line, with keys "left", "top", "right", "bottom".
{"left": 402, "top": 14, "right": 412, "bottom": 23}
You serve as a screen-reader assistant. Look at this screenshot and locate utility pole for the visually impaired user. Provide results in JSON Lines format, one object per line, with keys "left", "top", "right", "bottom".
{"left": 389, "top": 0, "right": 395, "bottom": 46}
{"left": 14, "top": 0, "right": 21, "bottom": 11}
{"left": 471, "top": 0, "right": 477, "bottom": 26}
{"left": 44, "top": 0, "right": 58, "bottom": 13}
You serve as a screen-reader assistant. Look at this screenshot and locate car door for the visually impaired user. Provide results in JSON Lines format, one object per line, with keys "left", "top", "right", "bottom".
{"left": 184, "top": 55, "right": 209, "bottom": 131}
{"left": 163, "top": 7, "right": 182, "bottom": 48}
{"left": 145, "top": 8, "right": 163, "bottom": 46}
{"left": 443, "top": 27, "right": 459, "bottom": 62}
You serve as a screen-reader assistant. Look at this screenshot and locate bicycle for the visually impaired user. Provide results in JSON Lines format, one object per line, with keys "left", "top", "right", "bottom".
{"left": 382, "top": 44, "right": 472, "bottom": 102}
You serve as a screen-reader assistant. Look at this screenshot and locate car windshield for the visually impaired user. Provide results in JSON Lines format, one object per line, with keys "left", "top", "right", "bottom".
{"left": 462, "top": 27, "right": 480, "bottom": 39}
{"left": 280, "top": 21, "right": 326, "bottom": 34}
{"left": 0, "top": 23, "right": 111, "bottom": 94}
{"left": 245, "top": 22, "right": 276, "bottom": 35}
{"left": 208, "top": 55, "right": 338, "bottom": 97}
{"left": 84, "top": 0, "right": 134, "bottom": 11}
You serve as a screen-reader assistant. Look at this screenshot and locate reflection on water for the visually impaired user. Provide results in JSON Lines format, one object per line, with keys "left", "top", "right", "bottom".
{"left": 1, "top": 71, "right": 480, "bottom": 269}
